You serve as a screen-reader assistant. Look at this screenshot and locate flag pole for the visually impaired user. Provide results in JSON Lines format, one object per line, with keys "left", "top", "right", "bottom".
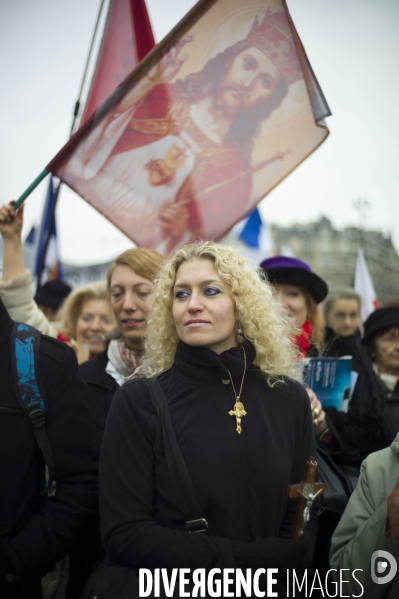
{"left": 13, "top": 169, "right": 49, "bottom": 210}
{"left": 69, "top": 0, "right": 106, "bottom": 137}
{"left": 14, "top": 0, "right": 107, "bottom": 214}
{"left": 28, "top": 0, "right": 107, "bottom": 288}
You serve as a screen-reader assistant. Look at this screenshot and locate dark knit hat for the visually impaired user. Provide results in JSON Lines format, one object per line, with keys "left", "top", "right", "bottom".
{"left": 362, "top": 307, "right": 399, "bottom": 343}
{"left": 259, "top": 255, "right": 328, "bottom": 304}
{"left": 34, "top": 280, "right": 72, "bottom": 309}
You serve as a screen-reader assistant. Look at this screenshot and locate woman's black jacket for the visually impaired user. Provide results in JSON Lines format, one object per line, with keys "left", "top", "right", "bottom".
{"left": 99, "top": 341, "right": 318, "bottom": 592}
{"left": 79, "top": 349, "right": 119, "bottom": 436}
{"left": 322, "top": 331, "right": 396, "bottom": 466}
{"left": 0, "top": 299, "right": 99, "bottom": 597}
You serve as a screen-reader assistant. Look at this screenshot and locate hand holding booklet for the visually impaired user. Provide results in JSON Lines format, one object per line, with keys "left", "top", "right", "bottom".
{"left": 302, "top": 356, "right": 354, "bottom": 412}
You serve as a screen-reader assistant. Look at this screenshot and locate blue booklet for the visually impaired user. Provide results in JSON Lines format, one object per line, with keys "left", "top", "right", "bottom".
{"left": 303, "top": 356, "right": 353, "bottom": 411}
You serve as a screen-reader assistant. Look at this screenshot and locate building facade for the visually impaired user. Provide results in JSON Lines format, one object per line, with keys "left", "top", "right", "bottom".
{"left": 270, "top": 216, "right": 399, "bottom": 305}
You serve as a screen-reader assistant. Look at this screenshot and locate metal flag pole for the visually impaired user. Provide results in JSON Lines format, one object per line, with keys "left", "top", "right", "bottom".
{"left": 69, "top": 0, "right": 107, "bottom": 138}
{"left": 14, "top": 0, "right": 107, "bottom": 211}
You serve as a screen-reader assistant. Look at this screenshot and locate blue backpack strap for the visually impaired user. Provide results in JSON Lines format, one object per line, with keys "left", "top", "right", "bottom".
{"left": 11, "top": 322, "right": 56, "bottom": 494}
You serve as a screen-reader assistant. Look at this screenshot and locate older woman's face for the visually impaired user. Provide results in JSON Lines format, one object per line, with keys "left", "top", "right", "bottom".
{"left": 275, "top": 284, "right": 308, "bottom": 329}
{"left": 172, "top": 259, "right": 237, "bottom": 354}
{"left": 75, "top": 299, "right": 115, "bottom": 356}
{"left": 326, "top": 299, "right": 360, "bottom": 337}
{"left": 374, "top": 326, "right": 399, "bottom": 375}
{"left": 109, "top": 265, "right": 152, "bottom": 350}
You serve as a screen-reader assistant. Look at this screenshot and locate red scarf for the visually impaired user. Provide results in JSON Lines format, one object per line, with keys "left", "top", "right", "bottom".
{"left": 293, "top": 320, "right": 312, "bottom": 358}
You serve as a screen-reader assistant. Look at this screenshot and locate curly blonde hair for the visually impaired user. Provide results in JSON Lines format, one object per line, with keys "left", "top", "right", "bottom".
{"left": 60, "top": 281, "right": 111, "bottom": 339}
{"left": 136, "top": 241, "right": 298, "bottom": 384}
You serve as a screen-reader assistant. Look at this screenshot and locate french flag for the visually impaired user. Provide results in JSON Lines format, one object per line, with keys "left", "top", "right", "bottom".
{"left": 30, "top": 176, "right": 64, "bottom": 285}
{"left": 238, "top": 207, "right": 276, "bottom": 257}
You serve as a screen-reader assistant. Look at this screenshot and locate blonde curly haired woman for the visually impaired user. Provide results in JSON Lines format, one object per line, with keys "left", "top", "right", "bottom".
{"left": 99, "top": 241, "right": 318, "bottom": 596}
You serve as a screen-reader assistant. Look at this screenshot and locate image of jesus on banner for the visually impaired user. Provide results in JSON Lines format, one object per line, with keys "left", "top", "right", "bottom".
{"left": 64, "top": 5, "right": 304, "bottom": 254}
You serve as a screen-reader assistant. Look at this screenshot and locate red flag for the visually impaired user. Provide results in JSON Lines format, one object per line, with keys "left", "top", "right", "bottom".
{"left": 81, "top": 0, "right": 155, "bottom": 124}
{"left": 47, "top": 0, "right": 331, "bottom": 256}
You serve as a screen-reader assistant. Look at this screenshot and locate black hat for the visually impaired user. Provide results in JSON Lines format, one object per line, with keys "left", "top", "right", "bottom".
{"left": 34, "top": 280, "right": 72, "bottom": 309}
{"left": 362, "top": 307, "right": 399, "bottom": 343}
{"left": 259, "top": 255, "right": 328, "bottom": 304}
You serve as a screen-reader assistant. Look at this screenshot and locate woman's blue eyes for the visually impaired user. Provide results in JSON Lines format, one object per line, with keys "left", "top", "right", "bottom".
{"left": 175, "top": 287, "right": 221, "bottom": 299}
{"left": 204, "top": 287, "right": 220, "bottom": 296}
{"left": 175, "top": 290, "right": 189, "bottom": 300}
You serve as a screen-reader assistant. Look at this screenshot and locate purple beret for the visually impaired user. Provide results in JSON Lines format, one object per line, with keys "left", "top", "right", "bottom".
{"left": 259, "top": 255, "right": 328, "bottom": 304}
{"left": 259, "top": 255, "right": 312, "bottom": 272}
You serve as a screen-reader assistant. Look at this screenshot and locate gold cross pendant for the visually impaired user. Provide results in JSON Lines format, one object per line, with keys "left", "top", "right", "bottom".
{"left": 229, "top": 400, "right": 247, "bottom": 434}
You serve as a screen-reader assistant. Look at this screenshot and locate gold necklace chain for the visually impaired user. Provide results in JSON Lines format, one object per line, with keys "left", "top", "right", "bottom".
{"left": 226, "top": 346, "right": 247, "bottom": 435}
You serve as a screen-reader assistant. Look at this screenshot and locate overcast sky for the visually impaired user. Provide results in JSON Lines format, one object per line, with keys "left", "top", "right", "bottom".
{"left": 1, "top": 0, "right": 399, "bottom": 264}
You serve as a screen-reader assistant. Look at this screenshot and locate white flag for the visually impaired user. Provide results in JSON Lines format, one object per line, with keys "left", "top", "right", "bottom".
{"left": 355, "top": 248, "right": 379, "bottom": 322}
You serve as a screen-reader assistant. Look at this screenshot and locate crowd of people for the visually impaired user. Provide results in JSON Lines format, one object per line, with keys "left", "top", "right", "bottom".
{"left": 1, "top": 198, "right": 399, "bottom": 599}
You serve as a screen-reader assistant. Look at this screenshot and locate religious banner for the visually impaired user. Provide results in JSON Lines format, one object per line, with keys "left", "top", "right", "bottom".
{"left": 47, "top": 0, "right": 331, "bottom": 255}
{"left": 80, "top": 0, "right": 155, "bottom": 125}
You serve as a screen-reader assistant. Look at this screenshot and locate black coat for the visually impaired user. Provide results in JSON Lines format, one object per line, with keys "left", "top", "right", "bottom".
{"left": 100, "top": 341, "right": 318, "bottom": 594}
{"left": 0, "top": 299, "right": 99, "bottom": 598}
{"left": 79, "top": 350, "right": 119, "bottom": 436}
{"left": 67, "top": 350, "right": 120, "bottom": 595}
{"left": 322, "top": 333, "right": 396, "bottom": 466}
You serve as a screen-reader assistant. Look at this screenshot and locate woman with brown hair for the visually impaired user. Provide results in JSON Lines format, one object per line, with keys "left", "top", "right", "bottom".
{"left": 68, "top": 248, "right": 164, "bottom": 598}
{"left": 79, "top": 248, "right": 164, "bottom": 431}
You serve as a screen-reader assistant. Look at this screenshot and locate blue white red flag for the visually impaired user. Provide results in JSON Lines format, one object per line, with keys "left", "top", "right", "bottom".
{"left": 30, "top": 176, "right": 64, "bottom": 285}
{"left": 238, "top": 208, "right": 276, "bottom": 257}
